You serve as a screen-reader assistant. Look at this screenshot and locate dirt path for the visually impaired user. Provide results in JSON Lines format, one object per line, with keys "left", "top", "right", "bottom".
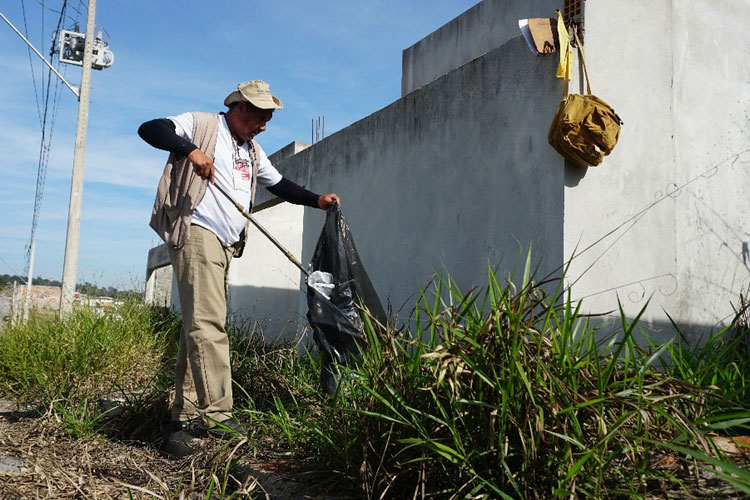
{"left": 0, "top": 401, "right": 323, "bottom": 499}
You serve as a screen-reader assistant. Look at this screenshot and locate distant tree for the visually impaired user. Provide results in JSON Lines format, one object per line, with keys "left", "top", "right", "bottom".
{"left": 0, "top": 274, "right": 26, "bottom": 289}
{"left": 0, "top": 274, "right": 142, "bottom": 300}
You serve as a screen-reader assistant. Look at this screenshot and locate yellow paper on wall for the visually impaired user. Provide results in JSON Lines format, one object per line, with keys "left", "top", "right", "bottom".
{"left": 555, "top": 10, "right": 571, "bottom": 80}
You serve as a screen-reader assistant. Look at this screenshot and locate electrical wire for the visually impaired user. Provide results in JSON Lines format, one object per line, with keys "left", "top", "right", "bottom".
{"left": 40, "top": 0, "right": 45, "bottom": 111}
{"left": 68, "top": 0, "right": 84, "bottom": 24}
{"left": 19, "top": 0, "right": 43, "bottom": 127}
{"left": 0, "top": 257, "right": 26, "bottom": 284}
{"left": 26, "top": 0, "right": 81, "bottom": 32}
{"left": 23, "top": 0, "right": 68, "bottom": 278}
{"left": 31, "top": 0, "right": 78, "bottom": 25}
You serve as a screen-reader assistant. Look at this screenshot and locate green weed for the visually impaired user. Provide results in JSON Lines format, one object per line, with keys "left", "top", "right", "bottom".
{"left": 53, "top": 398, "right": 105, "bottom": 438}
{"left": 2, "top": 275, "right": 749, "bottom": 499}
{"left": 0, "top": 301, "right": 179, "bottom": 444}
{"left": 304, "top": 261, "right": 746, "bottom": 498}
{"left": 654, "top": 311, "right": 750, "bottom": 409}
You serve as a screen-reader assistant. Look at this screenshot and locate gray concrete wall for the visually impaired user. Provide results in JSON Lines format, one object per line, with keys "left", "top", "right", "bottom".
{"left": 226, "top": 140, "right": 311, "bottom": 341}
{"left": 147, "top": 266, "right": 173, "bottom": 308}
{"left": 401, "top": 0, "right": 562, "bottom": 96}
{"left": 251, "top": 36, "right": 563, "bottom": 335}
{"left": 150, "top": 0, "right": 750, "bottom": 347}
{"left": 563, "top": 0, "right": 750, "bottom": 341}
{"left": 144, "top": 244, "right": 172, "bottom": 307}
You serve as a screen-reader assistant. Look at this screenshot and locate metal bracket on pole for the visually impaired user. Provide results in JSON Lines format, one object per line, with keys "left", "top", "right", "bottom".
{"left": 0, "top": 10, "right": 80, "bottom": 99}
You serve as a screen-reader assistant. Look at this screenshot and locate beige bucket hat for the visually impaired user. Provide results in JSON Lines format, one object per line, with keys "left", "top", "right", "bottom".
{"left": 223, "top": 80, "right": 283, "bottom": 109}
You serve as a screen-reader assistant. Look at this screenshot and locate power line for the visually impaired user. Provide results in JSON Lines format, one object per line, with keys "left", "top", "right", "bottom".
{"left": 0, "top": 257, "right": 26, "bottom": 283}
{"left": 23, "top": 0, "right": 68, "bottom": 278}
{"left": 40, "top": 1, "right": 45, "bottom": 114}
{"left": 19, "top": 0, "right": 43, "bottom": 127}
{"left": 31, "top": 0, "right": 78, "bottom": 24}
{"left": 68, "top": 0, "right": 84, "bottom": 23}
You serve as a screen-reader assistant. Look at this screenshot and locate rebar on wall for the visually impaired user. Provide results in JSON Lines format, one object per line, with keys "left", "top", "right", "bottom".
{"left": 312, "top": 116, "right": 325, "bottom": 144}
{"left": 563, "top": 0, "right": 585, "bottom": 42}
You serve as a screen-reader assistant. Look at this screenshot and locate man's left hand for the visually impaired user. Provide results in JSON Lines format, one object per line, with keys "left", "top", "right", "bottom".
{"left": 317, "top": 193, "right": 341, "bottom": 209}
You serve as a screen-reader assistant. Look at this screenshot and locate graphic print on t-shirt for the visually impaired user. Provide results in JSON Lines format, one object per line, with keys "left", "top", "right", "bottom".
{"left": 231, "top": 136, "right": 252, "bottom": 192}
{"left": 233, "top": 157, "right": 251, "bottom": 192}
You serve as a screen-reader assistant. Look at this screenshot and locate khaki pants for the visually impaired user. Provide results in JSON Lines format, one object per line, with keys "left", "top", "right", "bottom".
{"left": 168, "top": 225, "right": 235, "bottom": 425}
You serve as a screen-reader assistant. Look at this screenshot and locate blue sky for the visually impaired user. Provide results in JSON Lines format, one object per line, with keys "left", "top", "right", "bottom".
{"left": 1, "top": 0, "right": 477, "bottom": 289}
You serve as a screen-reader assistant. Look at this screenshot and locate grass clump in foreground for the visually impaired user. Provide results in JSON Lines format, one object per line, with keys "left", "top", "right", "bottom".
{"left": 303, "top": 263, "right": 750, "bottom": 498}
{"left": 1, "top": 268, "right": 749, "bottom": 499}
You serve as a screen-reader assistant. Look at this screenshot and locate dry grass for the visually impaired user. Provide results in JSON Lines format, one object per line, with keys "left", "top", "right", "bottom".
{"left": 0, "top": 412, "right": 271, "bottom": 499}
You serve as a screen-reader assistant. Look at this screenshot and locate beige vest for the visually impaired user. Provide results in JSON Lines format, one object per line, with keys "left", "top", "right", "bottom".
{"left": 149, "top": 112, "right": 259, "bottom": 256}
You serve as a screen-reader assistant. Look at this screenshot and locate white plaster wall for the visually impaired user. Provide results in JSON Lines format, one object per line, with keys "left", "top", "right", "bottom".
{"left": 147, "top": 266, "right": 172, "bottom": 308}
{"left": 226, "top": 203, "right": 308, "bottom": 342}
{"left": 401, "top": 0, "right": 562, "bottom": 95}
{"left": 671, "top": 0, "right": 750, "bottom": 329}
{"left": 225, "top": 141, "right": 313, "bottom": 343}
{"left": 145, "top": 243, "right": 172, "bottom": 307}
{"left": 563, "top": 0, "right": 750, "bottom": 340}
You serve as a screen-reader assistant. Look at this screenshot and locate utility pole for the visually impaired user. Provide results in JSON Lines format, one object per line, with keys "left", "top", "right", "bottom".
{"left": 12, "top": 281, "right": 19, "bottom": 327}
{"left": 22, "top": 240, "right": 35, "bottom": 323}
{"left": 59, "top": 0, "right": 96, "bottom": 317}
{"left": 3, "top": 3, "right": 112, "bottom": 318}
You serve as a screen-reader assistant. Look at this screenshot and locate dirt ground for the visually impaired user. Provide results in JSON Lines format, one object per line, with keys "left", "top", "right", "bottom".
{"left": 0, "top": 401, "right": 336, "bottom": 500}
{"left": 1, "top": 399, "right": 749, "bottom": 499}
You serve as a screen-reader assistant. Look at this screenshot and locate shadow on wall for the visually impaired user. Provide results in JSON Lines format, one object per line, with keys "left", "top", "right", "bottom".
{"left": 280, "top": 37, "right": 567, "bottom": 336}
{"left": 587, "top": 313, "right": 745, "bottom": 365}
{"left": 564, "top": 160, "right": 588, "bottom": 186}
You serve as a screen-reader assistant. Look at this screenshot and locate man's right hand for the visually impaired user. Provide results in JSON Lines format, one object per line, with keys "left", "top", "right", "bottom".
{"left": 188, "top": 148, "right": 215, "bottom": 183}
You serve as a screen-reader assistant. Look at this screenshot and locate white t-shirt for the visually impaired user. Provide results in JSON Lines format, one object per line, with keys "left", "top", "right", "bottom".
{"left": 168, "top": 112, "right": 282, "bottom": 246}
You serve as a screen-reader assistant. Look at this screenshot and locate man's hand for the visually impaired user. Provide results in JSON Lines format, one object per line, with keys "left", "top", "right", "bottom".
{"left": 317, "top": 193, "right": 341, "bottom": 209}
{"left": 188, "top": 148, "right": 215, "bottom": 183}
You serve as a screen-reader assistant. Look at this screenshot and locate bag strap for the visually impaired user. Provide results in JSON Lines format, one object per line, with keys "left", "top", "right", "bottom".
{"left": 573, "top": 28, "right": 592, "bottom": 95}
{"left": 562, "top": 26, "right": 593, "bottom": 97}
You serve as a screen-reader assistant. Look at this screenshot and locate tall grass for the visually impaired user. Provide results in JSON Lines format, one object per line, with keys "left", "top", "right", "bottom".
{"left": 0, "top": 301, "right": 178, "bottom": 406}
{"left": 1, "top": 275, "right": 748, "bottom": 499}
{"left": 304, "top": 258, "right": 748, "bottom": 498}
{"left": 655, "top": 311, "right": 750, "bottom": 409}
{"left": 228, "top": 322, "right": 322, "bottom": 453}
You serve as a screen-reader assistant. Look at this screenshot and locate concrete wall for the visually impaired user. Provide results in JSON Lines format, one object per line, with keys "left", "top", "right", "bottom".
{"left": 149, "top": 0, "right": 750, "bottom": 347}
{"left": 226, "top": 141, "right": 311, "bottom": 341}
{"left": 247, "top": 36, "right": 563, "bottom": 335}
{"left": 145, "top": 244, "right": 172, "bottom": 307}
{"left": 562, "top": 0, "right": 750, "bottom": 342}
{"left": 401, "top": 0, "right": 562, "bottom": 96}
{"left": 227, "top": 203, "right": 309, "bottom": 342}
{"left": 147, "top": 266, "right": 173, "bottom": 308}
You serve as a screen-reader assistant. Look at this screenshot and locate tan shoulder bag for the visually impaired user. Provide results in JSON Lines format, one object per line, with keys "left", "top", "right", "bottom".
{"left": 548, "top": 30, "right": 623, "bottom": 167}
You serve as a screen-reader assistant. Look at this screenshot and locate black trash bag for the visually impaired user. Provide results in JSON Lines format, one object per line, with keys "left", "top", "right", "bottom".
{"left": 306, "top": 204, "right": 386, "bottom": 394}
